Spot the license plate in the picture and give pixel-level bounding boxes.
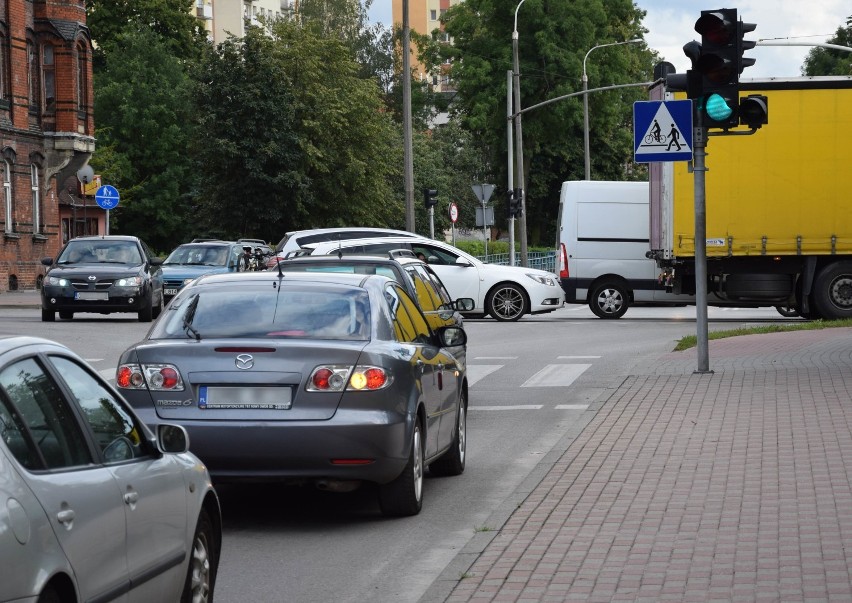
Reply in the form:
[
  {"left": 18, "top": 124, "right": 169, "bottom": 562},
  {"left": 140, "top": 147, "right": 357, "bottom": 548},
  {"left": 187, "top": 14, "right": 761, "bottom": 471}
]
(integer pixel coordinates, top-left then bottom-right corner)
[
  {"left": 198, "top": 386, "right": 292, "bottom": 410},
  {"left": 74, "top": 291, "right": 108, "bottom": 301},
  {"left": 164, "top": 288, "right": 179, "bottom": 296}
]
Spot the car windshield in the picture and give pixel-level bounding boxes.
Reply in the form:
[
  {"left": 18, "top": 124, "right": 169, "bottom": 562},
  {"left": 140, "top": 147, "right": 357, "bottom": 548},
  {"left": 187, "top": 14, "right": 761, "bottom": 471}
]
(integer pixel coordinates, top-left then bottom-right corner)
[
  {"left": 165, "top": 245, "right": 229, "bottom": 266},
  {"left": 153, "top": 286, "right": 371, "bottom": 341},
  {"left": 57, "top": 241, "right": 142, "bottom": 264}
]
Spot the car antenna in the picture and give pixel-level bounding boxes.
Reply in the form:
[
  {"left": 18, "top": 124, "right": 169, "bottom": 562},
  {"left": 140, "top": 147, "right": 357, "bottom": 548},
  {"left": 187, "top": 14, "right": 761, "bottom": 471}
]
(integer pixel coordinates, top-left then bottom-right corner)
[
  {"left": 276, "top": 255, "right": 284, "bottom": 278},
  {"left": 336, "top": 241, "right": 343, "bottom": 259}
]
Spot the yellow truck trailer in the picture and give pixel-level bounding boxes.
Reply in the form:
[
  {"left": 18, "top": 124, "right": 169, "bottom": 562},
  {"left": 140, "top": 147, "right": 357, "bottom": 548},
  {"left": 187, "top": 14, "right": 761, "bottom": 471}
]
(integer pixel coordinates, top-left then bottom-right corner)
[{"left": 649, "top": 76, "right": 852, "bottom": 319}]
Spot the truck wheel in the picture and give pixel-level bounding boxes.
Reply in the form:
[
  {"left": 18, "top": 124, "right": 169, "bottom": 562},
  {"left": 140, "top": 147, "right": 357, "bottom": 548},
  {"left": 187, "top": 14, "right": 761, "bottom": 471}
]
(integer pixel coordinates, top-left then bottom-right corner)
[
  {"left": 589, "top": 281, "right": 629, "bottom": 319},
  {"left": 812, "top": 261, "right": 852, "bottom": 320}
]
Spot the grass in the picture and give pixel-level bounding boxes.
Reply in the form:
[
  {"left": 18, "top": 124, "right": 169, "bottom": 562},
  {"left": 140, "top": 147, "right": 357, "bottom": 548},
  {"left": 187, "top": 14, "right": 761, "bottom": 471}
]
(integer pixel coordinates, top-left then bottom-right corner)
[{"left": 673, "top": 318, "right": 852, "bottom": 351}]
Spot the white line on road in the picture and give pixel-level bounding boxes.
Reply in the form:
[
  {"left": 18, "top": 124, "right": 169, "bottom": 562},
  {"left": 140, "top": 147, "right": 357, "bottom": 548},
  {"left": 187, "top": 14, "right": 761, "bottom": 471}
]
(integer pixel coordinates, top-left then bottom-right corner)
[
  {"left": 557, "top": 355, "right": 601, "bottom": 359},
  {"left": 85, "top": 358, "right": 104, "bottom": 362},
  {"left": 474, "top": 356, "right": 518, "bottom": 360},
  {"left": 467, "top": 365, "right": 502, "bottom": 387},
  {"left": 521, "top": 364, "right": 591, "bottom": 388},
  {"left": 554, "top": 404, "right": 590, "bottom": 410}
]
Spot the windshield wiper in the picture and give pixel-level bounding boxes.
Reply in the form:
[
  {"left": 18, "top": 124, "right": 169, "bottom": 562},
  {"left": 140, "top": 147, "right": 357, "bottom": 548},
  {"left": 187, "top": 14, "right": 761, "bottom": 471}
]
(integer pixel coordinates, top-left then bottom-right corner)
[{"left": 182, "top": 294, "right": 201, "bottom": 341}]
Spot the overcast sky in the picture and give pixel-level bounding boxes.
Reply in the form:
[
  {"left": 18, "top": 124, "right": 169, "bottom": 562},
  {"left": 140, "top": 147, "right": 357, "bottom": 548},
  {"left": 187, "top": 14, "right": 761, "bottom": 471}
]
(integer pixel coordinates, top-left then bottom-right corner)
[{"left": 368, "top": 0, "right": 851, "bottom": 78}]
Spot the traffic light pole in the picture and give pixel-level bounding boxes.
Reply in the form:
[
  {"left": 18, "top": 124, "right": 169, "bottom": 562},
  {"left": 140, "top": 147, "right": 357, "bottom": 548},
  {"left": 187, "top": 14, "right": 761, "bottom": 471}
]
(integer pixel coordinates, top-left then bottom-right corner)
[{"left": 692, "top": 120, "right": 711, "bottom": 374}]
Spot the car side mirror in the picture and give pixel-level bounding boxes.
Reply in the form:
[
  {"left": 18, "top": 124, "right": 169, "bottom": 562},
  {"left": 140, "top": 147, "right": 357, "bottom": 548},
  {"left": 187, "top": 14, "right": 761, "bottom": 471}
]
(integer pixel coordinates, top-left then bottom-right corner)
[
  {"left": 157, "top": 423, "right": 190, "bottom": 454},
  {"left": 41, "top": 257, "right": 53, "bottom": 266},
  {"left": 437, "top": 326, "right": 467, "bottom": 348},
  {"left": 454, "top": 257, "right": 473, "bottom": 267},
  {"left": 150, "top": 257, "right": 164, "bottom": 266},
  {"left": 451, "top": 298, "right": 475, "bottom": 312}
]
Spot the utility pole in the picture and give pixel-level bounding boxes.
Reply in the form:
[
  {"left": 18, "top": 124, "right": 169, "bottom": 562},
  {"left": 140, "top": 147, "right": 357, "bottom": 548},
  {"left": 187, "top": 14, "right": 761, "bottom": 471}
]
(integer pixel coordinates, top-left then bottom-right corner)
[
  {"left": 511, "top": 1, "right": 528, "bottom": 266},
  {"left": 402, "top": 0, "right": 415, "bottom": 233}
]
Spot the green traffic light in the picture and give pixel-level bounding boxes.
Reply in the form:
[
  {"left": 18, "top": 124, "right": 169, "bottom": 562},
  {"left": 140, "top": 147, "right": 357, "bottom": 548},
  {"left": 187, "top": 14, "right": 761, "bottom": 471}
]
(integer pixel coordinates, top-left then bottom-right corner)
[{"left": 705, "top": 93, "right": 733, "bottom": 121}]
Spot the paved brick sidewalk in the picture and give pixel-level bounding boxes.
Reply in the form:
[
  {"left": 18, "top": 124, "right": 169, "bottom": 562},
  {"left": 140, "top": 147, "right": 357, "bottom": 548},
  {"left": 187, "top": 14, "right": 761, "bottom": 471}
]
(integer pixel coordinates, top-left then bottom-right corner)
[{"left": 426, "top": 328, "right": 852, "bottom": 602}]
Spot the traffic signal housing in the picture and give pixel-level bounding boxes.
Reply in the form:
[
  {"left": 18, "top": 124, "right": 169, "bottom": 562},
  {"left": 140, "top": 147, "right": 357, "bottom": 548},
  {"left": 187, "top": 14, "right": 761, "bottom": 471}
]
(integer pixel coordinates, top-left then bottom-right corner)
[
  {"left": 507, "top": 188, "right": 523, "bottom": 218},
  {"left": 423, "top": 188, "right": 438, "bottom": 209},
  {"left": 693, "top": 8, "right": 740, "bottom": 128},
  {"left": 739, "top": 95, "right": 768, "bottom": 129}
]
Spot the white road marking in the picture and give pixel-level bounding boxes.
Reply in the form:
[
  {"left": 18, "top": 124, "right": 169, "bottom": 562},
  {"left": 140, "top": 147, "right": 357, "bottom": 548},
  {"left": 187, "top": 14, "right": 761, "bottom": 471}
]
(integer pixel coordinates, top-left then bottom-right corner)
[
  {"left": 521, "top": 364, "right": 591, "bottom": 388},
  {"left": 557, "top": 355, "right": 600, "bottom": 359},
  {"left": 99, "top": 367, "right": 115, "bottom": 380},
  {"left": 474, "top": 356, "right": 518, "bottom": 360},
  {"left": 469, "top": 405, "right": 543, "bottom": 411},
  {"left": 555, "top": 404, "right": 590, "bottom": 410},
  {"left": 467, "top": 365, "right": 502, "bottom": 387},
  {"left": 85, "top": 358, "right": 104, "bottom": 362}
]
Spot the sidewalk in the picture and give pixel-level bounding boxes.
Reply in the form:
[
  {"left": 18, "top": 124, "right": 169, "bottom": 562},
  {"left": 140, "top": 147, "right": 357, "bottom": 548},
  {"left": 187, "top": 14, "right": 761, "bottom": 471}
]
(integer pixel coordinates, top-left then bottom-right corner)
[
  {"left": 423, "top": 327, "right": 852, "bottom": 602},
  {"left": 0, "top": 290, "right": 41, "bottom": 308}
]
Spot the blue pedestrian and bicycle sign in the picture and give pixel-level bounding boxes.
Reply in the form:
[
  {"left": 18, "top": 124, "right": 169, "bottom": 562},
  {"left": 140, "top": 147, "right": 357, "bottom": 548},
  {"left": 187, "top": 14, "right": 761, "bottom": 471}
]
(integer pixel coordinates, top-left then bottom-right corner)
[
  {"left": 95, "top": 184, "right": 120, "bottom": 210},
  {"left": 633, "top": 100, "right": 693, "bottom": 163}
]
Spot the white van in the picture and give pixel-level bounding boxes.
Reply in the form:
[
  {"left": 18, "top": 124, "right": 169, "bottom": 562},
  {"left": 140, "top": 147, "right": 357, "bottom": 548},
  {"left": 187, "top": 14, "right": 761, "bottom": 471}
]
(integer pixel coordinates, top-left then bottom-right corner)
[{"left": 556, "top": 180, "right": 693, "bottom": 318}]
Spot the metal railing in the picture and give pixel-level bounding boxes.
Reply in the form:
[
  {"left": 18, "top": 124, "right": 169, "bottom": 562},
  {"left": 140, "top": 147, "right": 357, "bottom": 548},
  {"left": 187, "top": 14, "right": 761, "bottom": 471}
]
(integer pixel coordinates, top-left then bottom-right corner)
[{"left": 475, "top": 251, "right": 557, "bottom": 273}]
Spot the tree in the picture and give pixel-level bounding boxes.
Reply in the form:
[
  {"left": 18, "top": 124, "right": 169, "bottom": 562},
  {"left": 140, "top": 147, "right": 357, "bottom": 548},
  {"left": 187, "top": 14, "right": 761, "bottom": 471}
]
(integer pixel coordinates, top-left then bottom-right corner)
[
  {"left": 442, "top": 0, "right": 655, "bottom": 245},
  {"left": 802, "top": 16, "right": 852, "bottom": 76},
  {"left": 87, "top": 0, "right": 208, "bottom": 69},
  {"left": 191, "top": 28, "right": 304, "bottom": 242},
  {"left": 93, "top": 28, "right": 197, "bottom": 251}
]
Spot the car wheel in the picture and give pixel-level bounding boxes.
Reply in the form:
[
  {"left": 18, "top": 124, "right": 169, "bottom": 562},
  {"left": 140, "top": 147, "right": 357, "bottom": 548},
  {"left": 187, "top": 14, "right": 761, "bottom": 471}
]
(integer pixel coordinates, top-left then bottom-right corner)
[
  {"left": 589, "top": 281, "right": 629, "bottom": 319},
  {"left": 138, "top": 297, "right": 154, "bottom": 322},
  {"left": 152, "top": 294, "right": 163, "bottom": 319},
  {"left": 429, "top": 390, "right": 467, "bottom": 477},
  {"left": 58, "top": 310, "right": 74, "bottom": 320},
  {"left": 378, "top": 418, "right": 424, "bottom": 517},
  {"left": 486, "top": 283, "right": 527, "bottom": 322},
  {"left": 775, "top": 305, "right": 800, "bottom": 318},
  {"left": 41, "top": 308, "right": 55, "bottom": 322},
  {"left": 181, "top": 509, "right": 218, "bottom": 603},
  {"left": 37, "top": 585, "right": 61, "bottom": 603}
]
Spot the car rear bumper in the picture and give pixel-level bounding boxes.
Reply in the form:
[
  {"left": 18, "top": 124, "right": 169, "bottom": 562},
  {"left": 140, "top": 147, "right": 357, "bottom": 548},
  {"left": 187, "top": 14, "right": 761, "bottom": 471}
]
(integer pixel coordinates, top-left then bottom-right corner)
[{"left": 132, "top": 407, "right": 412, "bottom": 485}]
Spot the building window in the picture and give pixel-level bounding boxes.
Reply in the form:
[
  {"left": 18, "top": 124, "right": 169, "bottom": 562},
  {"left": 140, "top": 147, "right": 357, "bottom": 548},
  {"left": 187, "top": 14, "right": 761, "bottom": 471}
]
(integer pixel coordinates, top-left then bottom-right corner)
[
  {"left": 2, "top": 160, "right": 11, "bottom": 234},
  {"left": 42, "top": 44, "right": 55, "bottom": 113},
  {"left": 31, "top": 164, "right": 40, "bottom": 234},
  {"left": 430, "top": 10, "right": 437, "bottom": 20},
  {"left": 27, "top": 40, "right": 39, "bottom": 112},
  {"left": 0, "top": 33, "right": 7, "bottom": 105},
  {"left": 77, "top": 43, "right": 87, "bottom": 116}
]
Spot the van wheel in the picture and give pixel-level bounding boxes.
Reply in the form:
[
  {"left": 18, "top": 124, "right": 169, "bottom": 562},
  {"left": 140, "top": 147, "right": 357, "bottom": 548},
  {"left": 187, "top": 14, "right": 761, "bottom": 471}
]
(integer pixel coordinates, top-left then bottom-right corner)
[{"left": 589, "top": 281, "right": 629, "bottom": 319}]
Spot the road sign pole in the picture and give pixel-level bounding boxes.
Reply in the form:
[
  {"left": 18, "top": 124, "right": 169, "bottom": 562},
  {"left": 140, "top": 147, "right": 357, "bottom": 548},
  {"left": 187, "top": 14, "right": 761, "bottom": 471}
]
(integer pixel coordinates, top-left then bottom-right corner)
[
  {"left": 106, "top": 209, "right": 110, "bottom": 236},
  {"left": 429, "top": 206, "right": 435, "bottom": 240}
]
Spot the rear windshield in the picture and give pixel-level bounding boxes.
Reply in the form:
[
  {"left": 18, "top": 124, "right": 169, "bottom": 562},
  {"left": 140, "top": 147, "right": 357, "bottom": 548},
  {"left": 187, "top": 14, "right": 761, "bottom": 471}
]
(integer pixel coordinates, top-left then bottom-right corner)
[
  {"left": 152, "top": 286, "right": 371, "bottom": 341},
  {"left": 278, "top": 263, "right": 401, "bottom": 283}
]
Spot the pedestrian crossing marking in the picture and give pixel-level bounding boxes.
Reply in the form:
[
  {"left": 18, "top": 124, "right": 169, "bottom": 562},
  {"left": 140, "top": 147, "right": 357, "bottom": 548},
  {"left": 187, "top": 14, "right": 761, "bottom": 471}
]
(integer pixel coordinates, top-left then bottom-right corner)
[
  {"left": 555, "top": 404, "right": 590, "bottom": 410},
  {"left": 467, "top": 364, "right": 502, "bottom": 387},
  {"left": 520, "top": 364, "right": 591, "bottom": 388}
]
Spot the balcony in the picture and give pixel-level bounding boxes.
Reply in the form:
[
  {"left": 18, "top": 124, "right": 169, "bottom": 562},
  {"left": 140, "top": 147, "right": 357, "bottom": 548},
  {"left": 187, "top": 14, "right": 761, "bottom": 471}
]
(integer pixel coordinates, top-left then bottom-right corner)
[{"left": 196, "top": 3, "right": 213, "bottom": 20}]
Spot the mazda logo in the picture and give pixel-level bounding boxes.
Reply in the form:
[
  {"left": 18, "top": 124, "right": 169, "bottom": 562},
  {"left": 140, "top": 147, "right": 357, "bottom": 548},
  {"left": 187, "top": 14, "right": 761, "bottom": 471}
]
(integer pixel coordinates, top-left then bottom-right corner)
[
  {"left": 88, "top": 275, "right": 96, "bottom": 281},
  {"left": 235, "top": 354, "right": 254, "bottom": 370}
]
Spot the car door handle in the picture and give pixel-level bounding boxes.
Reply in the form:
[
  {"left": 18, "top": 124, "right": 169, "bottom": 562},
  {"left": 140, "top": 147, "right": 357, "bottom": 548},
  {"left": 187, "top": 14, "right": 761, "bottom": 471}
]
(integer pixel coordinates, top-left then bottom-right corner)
[
  {"left": 56, "top": 509, "right": 75, "bottom": 525},
  {"left": 124, "top": 491, "right": 139, "bottom": 505}
]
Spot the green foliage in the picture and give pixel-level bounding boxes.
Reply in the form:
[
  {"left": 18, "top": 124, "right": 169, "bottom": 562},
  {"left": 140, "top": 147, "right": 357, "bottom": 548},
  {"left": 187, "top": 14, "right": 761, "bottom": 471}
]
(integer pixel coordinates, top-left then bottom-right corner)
[
  {"left": 802, "top": 16, "right": 852, "bottom": 76},
  {"left": 191, "top": 28, "right": 304, "bottom": 243},
  {"left": 452, "top": 239, "right": 552, "bottom": 257},
  {"left": 674, "top": 318, "right": 852, "bottom": 352},
  {"left": 86, "top": 0, "right": 208, "bottom": 69},
  {"left": 442, "top": 0, "right": 657, "bottom": 245},
  {"left": 93, "top": 28, "right": 197, "bottom": 251}
]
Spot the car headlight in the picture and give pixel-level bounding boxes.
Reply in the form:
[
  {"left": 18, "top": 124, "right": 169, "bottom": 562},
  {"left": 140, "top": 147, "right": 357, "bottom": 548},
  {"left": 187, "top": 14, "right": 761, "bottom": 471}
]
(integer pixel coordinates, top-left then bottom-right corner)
[
  {"left": 115, "top": 276, "right": 143, "bottom": 287},
  {"left": 526, "top": 273, "right": 556, "bottom": 287},
  {"left": 46, "top": 276, "right": 69, "bottom": 286},
  {"left": 182, "top": 278, "right": 195, "bottom": 286}
]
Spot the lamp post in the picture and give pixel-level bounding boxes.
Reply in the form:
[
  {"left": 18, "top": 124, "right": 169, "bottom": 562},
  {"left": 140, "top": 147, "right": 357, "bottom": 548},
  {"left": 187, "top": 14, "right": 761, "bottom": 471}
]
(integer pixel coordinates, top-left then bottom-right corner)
[
  {"left": 582, "top": 38, "right": 641, "bottom": 180},
  {"left": 511, "top": 0, "right": 528, "bottom": 266}
]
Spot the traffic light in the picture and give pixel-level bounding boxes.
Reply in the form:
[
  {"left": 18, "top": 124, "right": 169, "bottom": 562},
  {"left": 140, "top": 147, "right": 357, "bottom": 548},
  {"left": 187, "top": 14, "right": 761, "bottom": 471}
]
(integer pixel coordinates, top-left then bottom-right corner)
[
  {"left": 508, "top": 188, "right": 523, "bottom": 218},
  {"left": 693, "top": 9, "right": 740, "bottom": 128},
  {"left": 739, "top": 94, "right": 768, "bottom": 129},
  {"left": 423, "top": 188, "right": 438, "bottom": 209}
]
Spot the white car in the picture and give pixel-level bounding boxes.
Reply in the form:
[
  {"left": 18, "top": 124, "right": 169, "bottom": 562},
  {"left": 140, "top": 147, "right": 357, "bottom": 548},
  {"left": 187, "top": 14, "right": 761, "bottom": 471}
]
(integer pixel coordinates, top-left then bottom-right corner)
[
  {"left": 0, "top": 336, "right": 222, "bottom": 602},
  {"left": 273, "top": 227, "right": 420, "bottom": 258},
  {"left": 296, "top": 236, "right": 564, "bottom": 321}
]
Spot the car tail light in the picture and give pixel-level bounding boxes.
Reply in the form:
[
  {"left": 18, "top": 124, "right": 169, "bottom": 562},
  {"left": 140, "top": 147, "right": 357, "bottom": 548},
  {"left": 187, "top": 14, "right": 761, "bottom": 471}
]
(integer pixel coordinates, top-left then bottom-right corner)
[
  {"left": 559, "top": 243, "right": 569, "bottom": 278},
  {"left": 307, "top": 365, "right": 391, "bottom": 392},
  {"left": 116, "top": 363, "right": 185, "bottom": 391}
]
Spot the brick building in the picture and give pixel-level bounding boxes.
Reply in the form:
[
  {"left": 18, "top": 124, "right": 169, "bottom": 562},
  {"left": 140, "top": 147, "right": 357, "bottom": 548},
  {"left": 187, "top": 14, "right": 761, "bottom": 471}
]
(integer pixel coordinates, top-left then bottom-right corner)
[{"left": 0, "top": 0, "right": 95, "bottom": 292}]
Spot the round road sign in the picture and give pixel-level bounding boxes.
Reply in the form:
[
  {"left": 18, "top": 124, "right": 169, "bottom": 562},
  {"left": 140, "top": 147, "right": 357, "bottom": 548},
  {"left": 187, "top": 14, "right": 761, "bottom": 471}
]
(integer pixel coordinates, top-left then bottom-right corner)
[{"left": 449, "top": 202, "right": 459, "bottom": 223}]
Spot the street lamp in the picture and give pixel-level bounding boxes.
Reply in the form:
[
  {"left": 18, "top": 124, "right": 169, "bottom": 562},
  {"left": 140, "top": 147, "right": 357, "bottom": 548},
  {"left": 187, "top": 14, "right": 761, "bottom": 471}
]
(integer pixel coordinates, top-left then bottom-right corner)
[
  {"left": 511, "top": 0, "right": 528, "bottom": 265},
  {"left": 582, "top": 38, "right": 642, "bottom": 180}
]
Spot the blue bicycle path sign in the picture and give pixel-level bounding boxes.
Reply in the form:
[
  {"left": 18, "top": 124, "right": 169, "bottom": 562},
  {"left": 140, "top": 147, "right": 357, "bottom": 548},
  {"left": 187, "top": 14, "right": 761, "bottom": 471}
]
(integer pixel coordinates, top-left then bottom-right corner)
[
  {"left": 95, "top": 185, "right": 120, "bottom": 210},
  {"left": 633, "top": 100, "right": 693, "bottom": 163}
]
